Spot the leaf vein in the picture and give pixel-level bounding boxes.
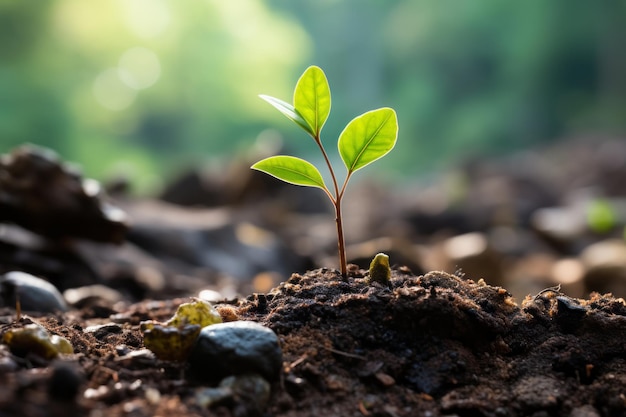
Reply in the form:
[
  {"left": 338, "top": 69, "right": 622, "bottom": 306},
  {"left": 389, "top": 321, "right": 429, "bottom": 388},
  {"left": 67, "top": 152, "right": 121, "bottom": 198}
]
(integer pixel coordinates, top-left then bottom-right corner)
[{"left": 350, "top": 111, "right": 392, "bottom": 172}]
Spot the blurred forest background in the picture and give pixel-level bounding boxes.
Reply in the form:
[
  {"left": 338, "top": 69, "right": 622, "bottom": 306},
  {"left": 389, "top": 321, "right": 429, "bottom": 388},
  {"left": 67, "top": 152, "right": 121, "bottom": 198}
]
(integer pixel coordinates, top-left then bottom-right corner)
[{"left": 2, "top": 0, "right": 626, "bottom": 193}]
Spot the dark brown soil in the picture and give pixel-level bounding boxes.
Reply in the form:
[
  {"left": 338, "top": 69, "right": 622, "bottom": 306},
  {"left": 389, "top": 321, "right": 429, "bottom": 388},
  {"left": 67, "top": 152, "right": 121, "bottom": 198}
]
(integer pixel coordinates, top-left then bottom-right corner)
[
  {"left": 1, "top": 142, "right": 626, "bottom": 416},
  {"left": 1, "top": 267, "right": 624, "bottom": 417}
]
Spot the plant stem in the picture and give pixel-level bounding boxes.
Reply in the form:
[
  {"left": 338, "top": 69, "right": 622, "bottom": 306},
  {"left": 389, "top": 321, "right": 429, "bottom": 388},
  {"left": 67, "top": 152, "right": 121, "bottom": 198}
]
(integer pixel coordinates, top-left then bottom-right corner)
[
  {"left": 334, "top": 198, "right": 347, "bottom": 277},
  {"left": 313, "top": 135, "right": 347, "bottom": 277}
]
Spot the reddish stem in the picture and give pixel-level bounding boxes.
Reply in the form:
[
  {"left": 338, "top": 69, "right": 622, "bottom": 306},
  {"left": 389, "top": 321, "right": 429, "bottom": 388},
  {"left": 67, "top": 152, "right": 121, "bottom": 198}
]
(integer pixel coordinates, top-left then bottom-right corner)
[
  {"left": 313, "top": 135, "right": 347, "bottom": 277},
  {"left": 334, "top": 199, "right": 347, "bottom": 277}
]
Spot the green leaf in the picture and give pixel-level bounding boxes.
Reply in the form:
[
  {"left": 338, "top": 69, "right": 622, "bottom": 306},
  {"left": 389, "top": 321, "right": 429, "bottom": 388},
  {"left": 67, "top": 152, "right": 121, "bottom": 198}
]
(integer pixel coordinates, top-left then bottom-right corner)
[
  {"left": 338, "top": 107, "right": 398, "bottom": 174},
  {"left": 259, "top": 94, "right": 314, "bottom": 136},
  {"left": 294, "top": 66, "right": 331, "bottom": 136},
  {"left": 251, "top": 155, "right": 327, "bottom": 190}
]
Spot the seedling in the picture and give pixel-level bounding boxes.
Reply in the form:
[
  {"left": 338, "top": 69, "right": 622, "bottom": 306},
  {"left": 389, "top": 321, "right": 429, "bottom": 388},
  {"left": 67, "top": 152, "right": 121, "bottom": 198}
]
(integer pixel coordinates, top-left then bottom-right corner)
[
  {"left": 252, "top": 66, "right": 398, "bottom": 276},
  {"left": 368, "top": 252, "right": 391, "bottom": 286}
]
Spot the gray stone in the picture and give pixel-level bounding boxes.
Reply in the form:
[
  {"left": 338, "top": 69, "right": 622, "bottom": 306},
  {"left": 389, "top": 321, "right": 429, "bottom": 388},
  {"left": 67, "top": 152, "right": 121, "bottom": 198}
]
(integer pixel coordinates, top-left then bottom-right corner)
[
  {"left": 514, "top": 376, "right": 562, "bottom": 409},
  {"left": 63, "top": 284, "right": 124, "bottom": 306},
  {"left": 195, "top": 373, "right": 271, "bottom": 414},
  {"left": 0, "top": 145, "right": 128, "bottom": 243},
  {"left": 440, "top": 232, "right": 504, "bottom": 286},
  {"left": 580, "top": 239, "right": 626, "bottom": 295},
  {"left": 188, "top": 321, "right": 282, "bottom": 383},
  {"left": 0, "top": 271, "right": 67, "bottom": 312},
  {"left": 570, "top": 405, "right": 601, "bottom": 417}
]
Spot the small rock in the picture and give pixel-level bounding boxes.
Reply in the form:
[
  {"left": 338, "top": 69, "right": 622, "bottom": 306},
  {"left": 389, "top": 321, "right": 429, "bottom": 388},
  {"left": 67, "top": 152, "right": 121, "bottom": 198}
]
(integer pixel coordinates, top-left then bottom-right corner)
[
  {"left": 115, "top": 344, "right": 130, "bottom": 356},
  {"left": 83, "top": 323, "right": 123, "bottom": 340},
  {"left": 570, "top": 405, "right": 601, "bottom": 417},
  {"left": 0, "top": 271, "right": 67, "bottom": 312},
  {"left": 194, "top": 385, "right": 231, "bottom": 409},
  {"left": 2, "top": 323, "right": 73, "bottom": 359},
  {"left": 580, "top": 239, "right": 626, "bottom": 269},
  {"left": 141, "top": 299, "right": 223, "bottom": 362},
  {"left": 325, "top": 374, "right": 347, "bottom": 391},
  {"left": 0, "top": 145, "right": 128, "bottom": 243},
  {"left": 514, "top": 376, "right": 562, "bottom": 410},
  {"left": 125, "top": 200, "right": 304, "bottom": 282},
  {"left": 142, "top": 323, "right": 201, "bottom": 362},
  {"left": 144, "top": 387, "right": 161, "bottom": 405},
  {"left": 188, "top": 321, "right": 282, "bottom": 383},
  {"left": 550, "top": 258, "right": 586, "bottom": 298},
  {"left": 113, "top": 348, "right": 156, "bottom": 368},
  {"left": 0, "top": 354, "right": 18, "bottom": 372},
  {"left": 48, "top": 363, "right": 84, "bottom": 401},
  {"left": 375, "top": 372, "right": 395, "bottom": 387},
  {"left": 63, "top": 285, "right": 124, "bottom": 307},
  {"left": 441, "top": 232, "right": 503, "bottom": 286},
  {"left": 198, "top": 289, "right": 225, "bottom": 303},
  {"left": 580, "top": 239, "right": 626, "bottom": 296},
  {"left": 531, "top": 206, "right": 586, "bottom": 243},
  {"left": 284, "top": 373, "right": 307, "bottom": 396},
  {"left": 195, "top": 373, "right": 271, "bottom": 415},
  {"left": 83, "top": 385, "right": 110, "bottom": 401},
  {"left": 555, "top": 296, "right": 587, "bottom": 332}
]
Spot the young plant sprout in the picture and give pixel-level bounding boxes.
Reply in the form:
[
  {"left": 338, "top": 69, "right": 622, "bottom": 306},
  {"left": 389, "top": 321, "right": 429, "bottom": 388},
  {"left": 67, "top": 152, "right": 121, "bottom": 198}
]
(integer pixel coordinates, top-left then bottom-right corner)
[
  {"left": 368, "top": 252, "right": 391, "bottom": 286},
  {"left": 252, "top": 66, "right": 398, "bottom": 276}
]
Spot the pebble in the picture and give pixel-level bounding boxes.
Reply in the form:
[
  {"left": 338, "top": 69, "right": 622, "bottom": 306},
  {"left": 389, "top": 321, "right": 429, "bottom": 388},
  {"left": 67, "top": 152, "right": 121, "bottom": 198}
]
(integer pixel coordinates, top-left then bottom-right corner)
[
  {"left": 83, "top": 385, "right": 109, "bottom": 401},
  {"left": 0, "top": 355, "right": 18, "bottom": 372},
  {"left": 550, "top": 258, "right": 586, "bottom": 297},
  {"left": 531, "top": 206, "right": 586, "bottom": 242},
  {"left": 188, "top": 321, "right": 282, "bottom": 383},
  {"left": 440, "top": 232, "right": 503, "bottom": 286},
  {"left": 142, "top": 323, "right": 201, "bottom": 362},
  {"left": 0, "top": 271, "right": 67, "bottom": 312},
  {"left": 47, "top": 363, "right": 84, "bottom": 401},
  {"left": 375, "top": 372, "right": 395, "bottom": 387},
  {"left": 198, "top": 289, "right": 225, "bottom": 303},
  {"left": 113, "top": 348, "right": 156, "bottom": 367},
  {"left": 63, "top": 285, "right": 124, "bottom": 307},
  {"left": 0, "top": 145, "right": 128, "bottom": 243},
  {"left": 569, "top": 405, "right": 601, "bottom": 417},
  {"left": 2, "top": 323, "right": 73, "bottom": 359},
  {"left": 555, "top": 296, "right": 587, "bottom": 332},
  {"left": 514, "top": 376, "right": 562, "bottom": 409},
  {"left": 195, "top": 373, "right": 271, "bottom": 414},
  {"left": 580, "top": 239, "right": 626, "bottom": 295},
  {"left": 83, "top": 323, "right": 123, "bottom": 340},
  {"left": 140, "top": 299, "right": 223, "bottom": 362}
]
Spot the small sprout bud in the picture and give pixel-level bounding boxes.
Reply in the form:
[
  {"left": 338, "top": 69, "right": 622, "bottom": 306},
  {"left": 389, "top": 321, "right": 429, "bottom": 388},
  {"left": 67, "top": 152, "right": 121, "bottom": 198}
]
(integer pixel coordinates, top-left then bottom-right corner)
[{"left": 368, "top": 253, "right": 391, "bottom": 286}]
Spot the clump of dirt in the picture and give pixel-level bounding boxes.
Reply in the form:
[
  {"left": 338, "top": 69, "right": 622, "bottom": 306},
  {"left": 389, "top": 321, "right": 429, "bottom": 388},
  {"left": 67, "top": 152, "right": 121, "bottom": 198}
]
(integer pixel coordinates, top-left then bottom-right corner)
[
  {"left": 1, "top": 268, "right": 625, "bottom": 417},
  {"left": 239, "top": 268, "right": 626, "bottom": 417}
]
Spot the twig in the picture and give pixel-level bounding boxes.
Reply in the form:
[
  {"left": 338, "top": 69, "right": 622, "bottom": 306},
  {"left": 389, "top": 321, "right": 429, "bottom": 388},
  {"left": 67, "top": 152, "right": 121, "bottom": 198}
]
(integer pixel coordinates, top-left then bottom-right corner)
[
  {"left": 286, "top": 354, "right": 308, "bottom": 372},
  {"left": 534, "top": 284, "right": 562, "bottom": 300},
  {"left": 323, "top": 346, "right": 366, "bottom": 360},
  {"left": 15, "top": 293, "right": 21, "bottom": 321}
]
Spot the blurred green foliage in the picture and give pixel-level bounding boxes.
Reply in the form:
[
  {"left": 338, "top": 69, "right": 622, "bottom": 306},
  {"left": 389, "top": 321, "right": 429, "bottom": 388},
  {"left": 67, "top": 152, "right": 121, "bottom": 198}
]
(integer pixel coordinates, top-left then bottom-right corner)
[
  {"left": 1, "top": 0, "right": 626, "bottom": 192},
  {"left": 587, "top": 199, "right": 617, "bottom": 234}
]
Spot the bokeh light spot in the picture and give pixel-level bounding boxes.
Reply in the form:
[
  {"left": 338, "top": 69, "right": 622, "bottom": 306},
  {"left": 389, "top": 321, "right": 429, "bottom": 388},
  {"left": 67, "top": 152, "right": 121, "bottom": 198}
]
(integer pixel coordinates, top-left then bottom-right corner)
[
  {"left": 118, "top": 47, "right": 161, "bottom": 90},
  {"left": 93, "top": 68, "right": 137, "bottom": 111},
  {"left": 121, "top": 0, "right": 171, "bottom": 39}
]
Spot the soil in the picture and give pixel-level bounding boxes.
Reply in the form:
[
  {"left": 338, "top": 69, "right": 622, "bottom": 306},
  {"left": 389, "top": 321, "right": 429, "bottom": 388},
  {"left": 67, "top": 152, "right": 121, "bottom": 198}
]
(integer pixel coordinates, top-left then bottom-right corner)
[
  {"left": 1, "top": 267, "right": 624, "bottom": 417},
  {"left": 1, "top": 141, "right": 626, "bottom": 417}
]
